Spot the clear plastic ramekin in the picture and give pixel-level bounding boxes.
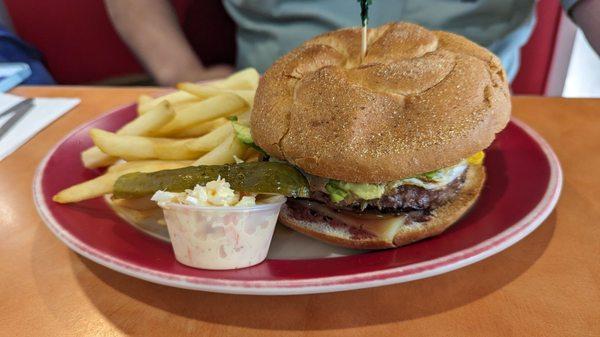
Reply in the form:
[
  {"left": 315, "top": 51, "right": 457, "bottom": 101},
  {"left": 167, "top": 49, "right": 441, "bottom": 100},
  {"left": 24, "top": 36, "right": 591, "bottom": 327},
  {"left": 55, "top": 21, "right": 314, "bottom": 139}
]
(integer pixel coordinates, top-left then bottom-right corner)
[{"left": 159, "top": 196, "right": 286, "bottom": 270}]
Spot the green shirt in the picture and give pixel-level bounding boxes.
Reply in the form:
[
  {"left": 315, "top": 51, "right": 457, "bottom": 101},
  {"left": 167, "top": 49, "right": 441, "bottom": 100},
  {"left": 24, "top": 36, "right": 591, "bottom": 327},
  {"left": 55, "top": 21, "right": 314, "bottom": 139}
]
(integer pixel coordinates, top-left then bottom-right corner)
[{"left": 224, "top": 0, "right": 578, "bottom": 81}]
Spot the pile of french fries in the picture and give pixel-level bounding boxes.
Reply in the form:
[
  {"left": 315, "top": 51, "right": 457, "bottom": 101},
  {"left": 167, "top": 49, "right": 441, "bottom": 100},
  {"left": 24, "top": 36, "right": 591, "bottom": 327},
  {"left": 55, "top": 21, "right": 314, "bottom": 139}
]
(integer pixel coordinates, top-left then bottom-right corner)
[{"left": 53, "top": 68, "right": 261, "bottom": 204}]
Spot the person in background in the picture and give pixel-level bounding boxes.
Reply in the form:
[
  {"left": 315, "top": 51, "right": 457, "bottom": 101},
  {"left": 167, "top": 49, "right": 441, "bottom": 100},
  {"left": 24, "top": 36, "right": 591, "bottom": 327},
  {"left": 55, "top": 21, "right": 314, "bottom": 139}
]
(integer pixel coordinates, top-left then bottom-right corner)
[
  {"left": 0, "top": 0, "right": 54, "bottom": 85},
  {"left": 104, "top": 0, "right": 600, "bottom": 86}
]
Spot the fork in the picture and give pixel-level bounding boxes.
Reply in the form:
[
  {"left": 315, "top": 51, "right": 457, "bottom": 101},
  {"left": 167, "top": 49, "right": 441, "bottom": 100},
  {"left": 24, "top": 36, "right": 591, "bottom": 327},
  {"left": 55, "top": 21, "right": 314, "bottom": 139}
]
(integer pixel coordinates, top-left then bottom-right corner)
[{"left": 0, "top": 98, "right": 34, "bottom": 142}]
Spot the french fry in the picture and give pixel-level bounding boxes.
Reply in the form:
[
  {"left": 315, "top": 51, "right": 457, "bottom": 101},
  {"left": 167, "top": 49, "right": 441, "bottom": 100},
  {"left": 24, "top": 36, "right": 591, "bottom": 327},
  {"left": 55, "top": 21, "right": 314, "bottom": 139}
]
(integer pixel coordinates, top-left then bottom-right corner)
[
  {"left": 81, "top": 101, "right": 175, "bottom": 169},
  {"left": 185, "top": 123, "right": 233, "bottom": 152},
  {"left": 53, "top": 160, "right": 190, "bottom": 203},
  {"left": 52, "top": 172, "right": 122, "bottom": 204},
  {"left": 212, "top": 68, "right": 260, "bottom": 90},
  {"left": 114, "top": 206, "right": 164, "bottom": 221},
  {"left": 155, "top": 94, "right": 246, "bottom": 136},
  {"left": 137, "top": 94, "right": 153, "bottom": 107},
  {"left": 91, "top": 129, "right": 205, "bottom": 161},
  {"left": 110, "top": 204, "right": 165, "bottom": 224},
  {"left": 120, "top": 101, "right": 175, "bottom": 135},
  {"left": 107, "top": 160, "right": 134, "bottom": 173},
  {"left": 166, "top": 99, "right": 200, "bottom": 111},
  {"left": 171, "top": 118, "right": 228, "bottom": 138},
  {"left": 193, "top": 134, "right": 247, "bottom": 166},
  {"left": 177, "top": 83, "right": 255, "bottom": 107},
  {"left": 80, "top": 148, "right": 118, "bottom": 168},
  {"left": 232, "top": 90, "right": 256, "bottom": 107},
  {"left": 235, "top": 110, "right": 251, "bottom": 126},
  {"left": 176, "top": 83, "right": 222, "bottom": 99},
  {"left": 137, "top": 91, "right": 198, "bottom": 115}
]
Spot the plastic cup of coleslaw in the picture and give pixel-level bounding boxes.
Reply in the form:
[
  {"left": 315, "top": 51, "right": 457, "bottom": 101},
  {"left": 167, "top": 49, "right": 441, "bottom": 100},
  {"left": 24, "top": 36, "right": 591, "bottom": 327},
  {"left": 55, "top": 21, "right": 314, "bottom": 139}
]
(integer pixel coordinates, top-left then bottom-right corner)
[{"left": 159, "top": 195, "right": 286, "bottom": 270}]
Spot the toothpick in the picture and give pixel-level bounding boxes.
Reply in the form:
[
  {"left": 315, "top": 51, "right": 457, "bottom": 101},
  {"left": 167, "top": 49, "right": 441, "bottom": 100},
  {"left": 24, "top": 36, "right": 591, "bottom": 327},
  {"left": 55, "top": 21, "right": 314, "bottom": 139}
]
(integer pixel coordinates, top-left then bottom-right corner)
[
  {"left": 361, "top": 24, "right": 367, "bottom": 60},
  {"left": 357, "top": 0, "right": 372, "bottom": 61}
]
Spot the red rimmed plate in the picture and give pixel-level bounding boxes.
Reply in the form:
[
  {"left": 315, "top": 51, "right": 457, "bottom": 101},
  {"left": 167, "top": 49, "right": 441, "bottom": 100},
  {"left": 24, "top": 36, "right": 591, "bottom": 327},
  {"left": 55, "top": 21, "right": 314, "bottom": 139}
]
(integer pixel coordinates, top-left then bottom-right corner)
[{"left": 34, "top": 103, "right": 562, "bottom": 295}]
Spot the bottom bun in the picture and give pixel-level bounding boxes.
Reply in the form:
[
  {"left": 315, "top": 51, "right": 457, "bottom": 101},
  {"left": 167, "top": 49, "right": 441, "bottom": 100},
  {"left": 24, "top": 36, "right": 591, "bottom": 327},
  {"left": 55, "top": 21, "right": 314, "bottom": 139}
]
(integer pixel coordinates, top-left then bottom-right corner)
[{"left": 278, "top": 164, "right": 486, "bottom": 250}]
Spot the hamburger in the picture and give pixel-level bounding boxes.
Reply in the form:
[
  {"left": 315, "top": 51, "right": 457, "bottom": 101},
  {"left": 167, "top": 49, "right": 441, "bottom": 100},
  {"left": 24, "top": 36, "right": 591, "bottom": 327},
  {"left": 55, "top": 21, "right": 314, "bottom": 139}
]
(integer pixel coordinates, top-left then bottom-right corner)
[{"left": 250, "top": 22, "right": 510, "bottom": 249}]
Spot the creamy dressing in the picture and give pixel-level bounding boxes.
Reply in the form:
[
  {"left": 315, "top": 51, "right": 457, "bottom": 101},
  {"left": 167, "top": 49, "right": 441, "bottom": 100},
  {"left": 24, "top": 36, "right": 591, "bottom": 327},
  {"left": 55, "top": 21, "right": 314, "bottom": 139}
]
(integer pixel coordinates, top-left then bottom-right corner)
[
  {"left": 392, "top": 161, "right": 468, "bottom": 190},
  {"left": 151, "top": 177, "right": 256, "bottom": 207}
]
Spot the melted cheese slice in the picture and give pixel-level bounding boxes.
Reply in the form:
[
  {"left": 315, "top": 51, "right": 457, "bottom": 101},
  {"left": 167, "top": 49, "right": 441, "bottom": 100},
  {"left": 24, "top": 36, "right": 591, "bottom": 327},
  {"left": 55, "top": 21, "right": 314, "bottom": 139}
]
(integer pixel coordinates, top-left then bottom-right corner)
[{"left": 297, "top": 201, "right": 407, "bottom": 241}]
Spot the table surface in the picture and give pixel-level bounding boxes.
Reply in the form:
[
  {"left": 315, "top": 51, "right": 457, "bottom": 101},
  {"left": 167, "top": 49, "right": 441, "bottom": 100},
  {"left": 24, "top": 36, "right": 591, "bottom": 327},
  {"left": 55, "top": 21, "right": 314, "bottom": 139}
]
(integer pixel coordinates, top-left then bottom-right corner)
[{"left": 1, "top": 86, "right": 599, "bottom": 337}]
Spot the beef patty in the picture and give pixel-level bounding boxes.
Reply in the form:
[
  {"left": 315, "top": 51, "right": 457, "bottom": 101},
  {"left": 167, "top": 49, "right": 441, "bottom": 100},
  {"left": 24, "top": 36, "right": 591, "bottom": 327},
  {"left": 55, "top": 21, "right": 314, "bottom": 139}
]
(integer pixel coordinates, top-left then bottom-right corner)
[{"left": 309, "top": 169, "right": 467, "bottom": 214}]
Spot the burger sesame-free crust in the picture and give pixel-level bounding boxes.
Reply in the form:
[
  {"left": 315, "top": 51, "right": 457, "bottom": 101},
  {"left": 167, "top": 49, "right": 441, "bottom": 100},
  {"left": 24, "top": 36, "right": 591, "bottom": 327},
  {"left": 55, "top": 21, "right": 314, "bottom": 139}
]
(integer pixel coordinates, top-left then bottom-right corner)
[{"left": 251, "top": 22, "right": 510, "bottom": 183}]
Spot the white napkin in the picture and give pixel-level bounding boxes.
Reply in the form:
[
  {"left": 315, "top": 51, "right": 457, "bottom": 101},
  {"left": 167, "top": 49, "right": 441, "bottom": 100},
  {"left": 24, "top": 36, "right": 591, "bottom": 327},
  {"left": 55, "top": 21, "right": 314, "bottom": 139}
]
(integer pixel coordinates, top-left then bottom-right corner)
[{"left": 0, "top": 93, "right": 80, "bottom": 161}]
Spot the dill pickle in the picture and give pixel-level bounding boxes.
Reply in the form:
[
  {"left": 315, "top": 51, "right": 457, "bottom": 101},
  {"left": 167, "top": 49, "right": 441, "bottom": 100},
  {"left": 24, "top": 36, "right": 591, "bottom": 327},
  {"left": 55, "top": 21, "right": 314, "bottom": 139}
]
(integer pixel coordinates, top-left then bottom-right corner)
[{"left": 113, "top": 162, "right": 310, "bottom": 199}]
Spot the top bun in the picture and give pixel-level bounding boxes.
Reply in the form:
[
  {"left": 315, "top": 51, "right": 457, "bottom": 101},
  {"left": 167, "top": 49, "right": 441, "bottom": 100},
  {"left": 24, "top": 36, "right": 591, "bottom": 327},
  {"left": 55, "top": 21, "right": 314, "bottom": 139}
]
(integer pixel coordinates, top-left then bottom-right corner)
[{"left": 251, "top": 22, "right": 510, "bottom": 183}]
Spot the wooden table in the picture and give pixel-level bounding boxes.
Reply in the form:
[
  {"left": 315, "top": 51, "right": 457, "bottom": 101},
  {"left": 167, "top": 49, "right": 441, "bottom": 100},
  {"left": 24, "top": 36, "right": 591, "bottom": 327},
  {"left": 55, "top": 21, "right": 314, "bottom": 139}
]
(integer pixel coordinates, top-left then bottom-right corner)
[{"left": 1, "top": 86, "right": 598, "bottom": 337}]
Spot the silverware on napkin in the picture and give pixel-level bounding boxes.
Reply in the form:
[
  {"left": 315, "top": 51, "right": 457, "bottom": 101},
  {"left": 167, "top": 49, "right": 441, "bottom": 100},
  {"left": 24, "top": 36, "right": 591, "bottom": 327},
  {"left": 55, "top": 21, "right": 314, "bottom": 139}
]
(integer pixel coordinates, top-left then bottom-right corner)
[{"left": 0, "top": 98, "right": 34, "bottom": 141}]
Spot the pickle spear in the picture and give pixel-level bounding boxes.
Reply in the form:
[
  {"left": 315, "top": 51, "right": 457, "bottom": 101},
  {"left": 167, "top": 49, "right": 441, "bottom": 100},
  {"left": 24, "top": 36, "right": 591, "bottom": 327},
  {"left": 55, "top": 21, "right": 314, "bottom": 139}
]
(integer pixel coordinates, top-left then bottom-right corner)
[{"left": 113, "top": 162, "right": 310, "bottom": 199}]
